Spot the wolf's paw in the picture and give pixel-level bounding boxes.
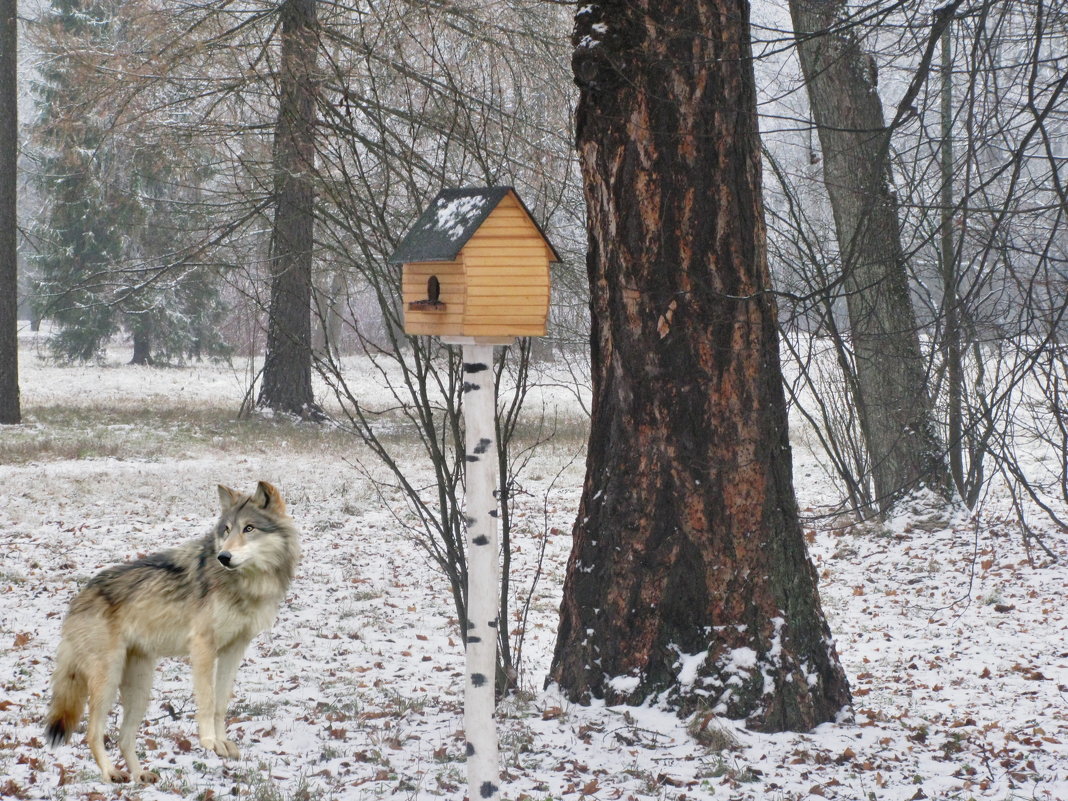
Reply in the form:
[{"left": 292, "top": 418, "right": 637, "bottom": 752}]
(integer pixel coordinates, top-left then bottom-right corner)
[
  {"left": 213, "top": 738, "right": 240, "bottom": 759},
  {"left": 105, "top": 768, "right": 130, "bottom": 783},
  {"left": 136, "top": 770, "right": 160, "bottom": 784}
]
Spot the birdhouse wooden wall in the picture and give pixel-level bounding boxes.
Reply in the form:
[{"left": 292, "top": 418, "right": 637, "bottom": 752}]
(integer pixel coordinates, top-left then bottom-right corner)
[
  {"left": 389, "top": 187, "right": 560, "bottom": 339},
  {"left": 401, "top": 261, "right": 466, "bottom": 336}
]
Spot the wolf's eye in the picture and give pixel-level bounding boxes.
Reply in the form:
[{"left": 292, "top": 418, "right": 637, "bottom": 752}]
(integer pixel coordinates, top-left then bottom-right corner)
[
  {"left": 243, "top": 524, "right": 255, "bottom": 533},
  {"left": 224, "top": 525, "right": 231, "bottom": 534}
]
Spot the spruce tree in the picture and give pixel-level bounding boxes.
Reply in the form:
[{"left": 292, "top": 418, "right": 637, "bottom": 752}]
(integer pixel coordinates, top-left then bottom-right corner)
[
  {"left": 31, "top": 0, "right": 229, "bottom": 364},
  {"left": 31, "top": 0, "right": 123, "bottom": 361}
]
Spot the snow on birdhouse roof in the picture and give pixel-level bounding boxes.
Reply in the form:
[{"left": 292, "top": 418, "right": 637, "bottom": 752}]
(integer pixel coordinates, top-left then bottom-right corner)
[{"left": 387, "top": 186, "right": 561, "bottom": 264}]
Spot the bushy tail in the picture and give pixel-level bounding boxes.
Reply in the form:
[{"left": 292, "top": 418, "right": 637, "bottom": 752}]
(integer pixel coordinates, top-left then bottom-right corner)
[{"left": 44, "top": 640, "right": 87, "bottom": 747}]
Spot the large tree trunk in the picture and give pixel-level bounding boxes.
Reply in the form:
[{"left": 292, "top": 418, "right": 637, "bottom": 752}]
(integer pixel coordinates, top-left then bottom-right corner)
[
  {"left": 789, "top": 0, "right": 950, "bottom": 512},
  {"left": 258, "top": 0, "right": 321, "bottom": 419},
  {"left": 0, "top": 0, "right": 19, "bottom": 425},
  {"left": 129, "top": 323, "right": 153, "bottom": 366},
  {"left": 550, "top": 0, "right": 851, "bottom": 732}
]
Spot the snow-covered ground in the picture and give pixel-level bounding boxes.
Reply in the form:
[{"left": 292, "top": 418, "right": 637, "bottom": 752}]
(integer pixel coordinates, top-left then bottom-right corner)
[{"left": 1, "top": 331, "right": 1066, "bottom": 801}]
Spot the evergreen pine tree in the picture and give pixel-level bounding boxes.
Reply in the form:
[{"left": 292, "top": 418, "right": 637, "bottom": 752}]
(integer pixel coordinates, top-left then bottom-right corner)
[
  {"left": 30, "top": 0, "right": 230, "bottom": 364},
  {"left": 31, "top": 0, "right": 124, "bottom": 361}
]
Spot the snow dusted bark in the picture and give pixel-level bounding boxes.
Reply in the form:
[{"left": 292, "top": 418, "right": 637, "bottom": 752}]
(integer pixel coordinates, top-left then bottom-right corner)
[
  {"left": 789, "top": 0, "right": 951, "bottom": 511},
  {"left": 461, "top": 345, "right": 500, "bottom": 800},
  {"left": 549, "top": 0, "right": 851, "bottom": 731},
  {"left": 0, "top": 0, "right": 18, "bottom": 425}
]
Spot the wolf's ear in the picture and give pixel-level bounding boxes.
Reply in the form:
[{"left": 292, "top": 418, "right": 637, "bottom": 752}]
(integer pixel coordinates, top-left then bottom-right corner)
[
  {"left": 253, "top": 481, "right": 285, "bottom": 513},
  {"left": 217, "top": 484, "right": 240, "bottom": 510}
]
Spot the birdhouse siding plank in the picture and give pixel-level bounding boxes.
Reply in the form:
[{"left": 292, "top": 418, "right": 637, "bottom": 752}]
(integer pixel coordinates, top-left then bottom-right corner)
[
  {"left": 404, "top": 319, "right": 466, "bottom": 336},
  {"left": 461, "top": 246, "right": 551, "bottom": 258},
  {"left": 462, "top": 322, "right": 546, "bottom": 336},
  {"left": 463, "top": 226, "right": 541, "bottom": 238},
  {"left": 466, "top": 288, "right": 547, "bottom": 300},
  {"left": 463, "top": 266, "right": 547, "bottom": 276},
  {"left": 464, "top": 315, "right": 546, "bottom": 325}
]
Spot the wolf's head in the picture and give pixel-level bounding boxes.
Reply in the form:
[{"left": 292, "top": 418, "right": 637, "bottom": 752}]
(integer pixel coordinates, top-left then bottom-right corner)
[{"left": 214, "top": 481, "right": 298, "bottom": 573}]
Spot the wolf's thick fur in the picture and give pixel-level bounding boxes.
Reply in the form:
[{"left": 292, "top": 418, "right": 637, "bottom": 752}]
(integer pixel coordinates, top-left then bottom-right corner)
[{"left": 44, "top": 481, "right": 299, "bottom": 783}]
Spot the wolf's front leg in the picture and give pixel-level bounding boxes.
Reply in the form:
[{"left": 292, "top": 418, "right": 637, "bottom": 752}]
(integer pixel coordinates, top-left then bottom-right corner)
[
  {"left": 210, "top": 639, "right": 250, "bottom": 760},
  {"left": 190, "top": 632, "right": 224, "bottom": 756}
]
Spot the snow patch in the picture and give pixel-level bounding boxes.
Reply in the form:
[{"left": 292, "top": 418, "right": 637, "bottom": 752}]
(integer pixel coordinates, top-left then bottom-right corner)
[
  {"left": 432, "top": 195, "right": 487, "bottom": 240},
  {"left": 607, "top": 674, "right": 641, "bottom": 694},
  {"left": 672, "top": 648, "right": 709, "bottom": 688}
]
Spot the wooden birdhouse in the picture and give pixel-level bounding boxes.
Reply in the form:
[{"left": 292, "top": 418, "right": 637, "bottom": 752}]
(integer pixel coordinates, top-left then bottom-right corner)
[{"left": 388, "top": 186, "right": 561, "bottom": 340}]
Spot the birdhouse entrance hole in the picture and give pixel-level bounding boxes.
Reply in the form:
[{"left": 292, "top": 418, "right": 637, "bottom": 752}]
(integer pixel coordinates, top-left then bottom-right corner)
[{"left": 409, "top": 275, "right": 446, "bottom": 311}]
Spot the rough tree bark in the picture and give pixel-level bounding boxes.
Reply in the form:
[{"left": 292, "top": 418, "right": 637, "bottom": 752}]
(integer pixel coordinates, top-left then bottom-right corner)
[
  {"left": 789, "top": 0, "right": 951, "bottom": 511},
  {"left": 550, "top": 0, "right": 851, "bottom": 732},
  {"left": 130, "top": 323, "right": 153, "bottom": 366},
  {"left": 0, "top": 0, "right": 19, "bottom": 424},
  {"left": 258, "top": 0, "right": 321, "bottom": 419}
]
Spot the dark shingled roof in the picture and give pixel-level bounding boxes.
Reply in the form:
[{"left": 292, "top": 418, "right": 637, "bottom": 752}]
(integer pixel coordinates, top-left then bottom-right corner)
[{"left": 387, "top": 186, "right": 561, "bottom": 264}]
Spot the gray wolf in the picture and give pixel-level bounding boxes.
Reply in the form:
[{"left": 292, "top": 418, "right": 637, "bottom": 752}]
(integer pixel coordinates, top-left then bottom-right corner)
[{"left": 44, "top": 481, "right": 300, "bottom": 783}]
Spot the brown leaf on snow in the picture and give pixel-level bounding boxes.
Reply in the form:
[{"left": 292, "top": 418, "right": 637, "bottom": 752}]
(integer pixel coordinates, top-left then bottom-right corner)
[
  {"left": 0, "top": 779, "right": 26, "bottom": 799},
  {"left": 979, "top": 667, "right": 992, "bottom": 679},
  {"left": 12, "top": 633, "right": 31, "bottom": 648},
  {"left": 542, "top": 706, "right": 565, "bottom": 720},
  {"left": 835, "top": 747, "right": 857, "bottom": 763},
  {"left": 581, "top": 778, "right": 600, "bottom": 795},
  {"left": 1012, "top": 664, "right": 1048, "bottom": 680}
]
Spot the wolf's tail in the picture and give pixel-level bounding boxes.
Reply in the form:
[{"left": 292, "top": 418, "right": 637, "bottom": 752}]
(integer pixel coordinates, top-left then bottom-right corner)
[{"left": 44, "top": 640, "right": 87, "bottom": 747}]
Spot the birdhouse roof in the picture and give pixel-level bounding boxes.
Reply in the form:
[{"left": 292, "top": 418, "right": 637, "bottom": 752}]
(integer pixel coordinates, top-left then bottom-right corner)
[{"left": 387, "top": 186, "right": 562, "bottom": 264}]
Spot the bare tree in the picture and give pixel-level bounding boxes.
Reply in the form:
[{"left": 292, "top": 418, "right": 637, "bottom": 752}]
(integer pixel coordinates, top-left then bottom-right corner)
[
  {"left": 550, "top": 0, "right": 851, "bottom": 731},
  {"left": 258, "top": 0, "right": 321, "bottom": 418},
  {"left": 787, "top": 0, "right": 956, "bottom": 513}
]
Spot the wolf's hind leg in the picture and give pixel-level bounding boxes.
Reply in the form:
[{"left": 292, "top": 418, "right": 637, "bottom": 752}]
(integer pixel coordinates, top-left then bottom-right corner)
[
  {"left": 86, "top": 653, "right": 126, "bottom": 782},
  {"left": 118, "top": 651, "right": 159, "bottom": 783},
  {"left": 211, "top": 639, "right": 249, "bottom": 760}
]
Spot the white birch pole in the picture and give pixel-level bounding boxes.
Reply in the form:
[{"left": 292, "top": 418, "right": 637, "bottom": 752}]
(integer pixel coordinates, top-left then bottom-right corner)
[{"left": 461, "top": 343, "right": 500, "bottom": 800}]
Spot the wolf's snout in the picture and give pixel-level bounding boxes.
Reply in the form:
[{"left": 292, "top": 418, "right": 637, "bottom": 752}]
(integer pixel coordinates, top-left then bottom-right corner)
[{"left": 217, "top": 551, "right": 233, "bottom": 568}]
